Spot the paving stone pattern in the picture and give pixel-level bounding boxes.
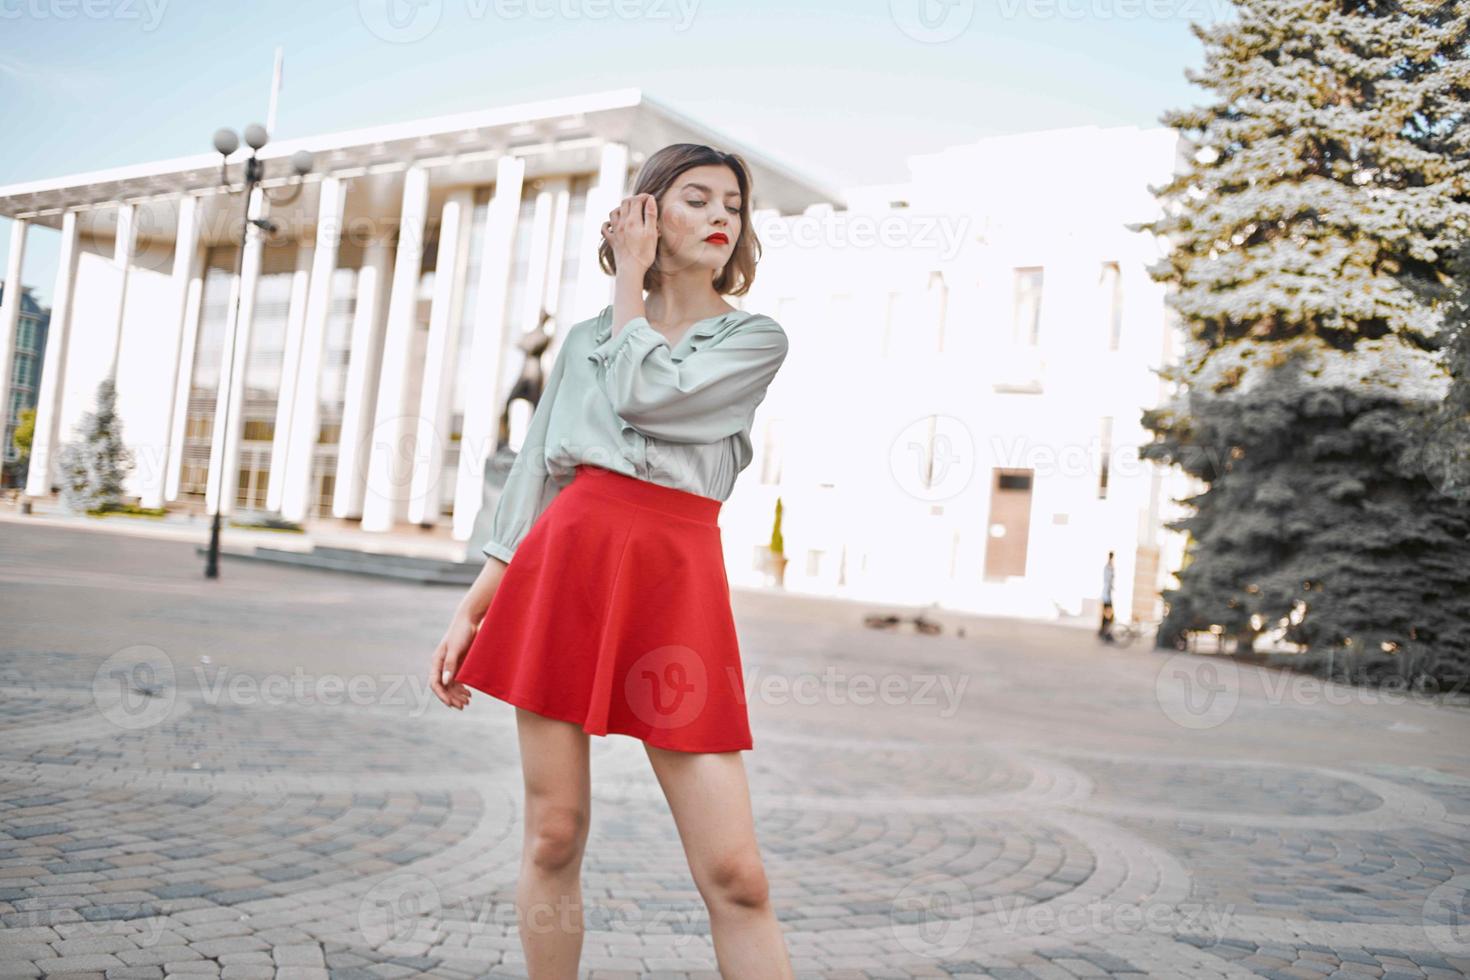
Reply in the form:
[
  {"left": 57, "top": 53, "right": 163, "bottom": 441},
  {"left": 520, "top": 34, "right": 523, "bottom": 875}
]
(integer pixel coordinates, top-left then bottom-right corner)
[{"left": 2, "top": 523, "right": 1470, "bottom": 978}]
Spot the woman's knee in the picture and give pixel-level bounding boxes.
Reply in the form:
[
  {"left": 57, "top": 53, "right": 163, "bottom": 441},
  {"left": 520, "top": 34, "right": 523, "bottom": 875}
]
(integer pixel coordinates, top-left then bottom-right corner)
[
  {"left": 701, "top": 850, "right": 770, "bottom": 909},
  {"left": 524, "top": 803, "right": 588, "bottom": 872}
]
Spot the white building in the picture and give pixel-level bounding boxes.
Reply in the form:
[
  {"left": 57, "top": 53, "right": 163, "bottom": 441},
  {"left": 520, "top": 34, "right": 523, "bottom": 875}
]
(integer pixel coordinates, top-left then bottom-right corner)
[
  {"left": 0, "top": 89, "right": 1192, "bottom": 625},
  {"left": 746, "top": 125, "right": 1197, "bottom": 623}
]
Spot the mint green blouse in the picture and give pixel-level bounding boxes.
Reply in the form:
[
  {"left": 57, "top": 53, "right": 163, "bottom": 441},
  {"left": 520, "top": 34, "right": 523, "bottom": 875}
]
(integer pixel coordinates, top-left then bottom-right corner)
[{"left": 482, "top": 302, "right": 790, "bottom": 565}]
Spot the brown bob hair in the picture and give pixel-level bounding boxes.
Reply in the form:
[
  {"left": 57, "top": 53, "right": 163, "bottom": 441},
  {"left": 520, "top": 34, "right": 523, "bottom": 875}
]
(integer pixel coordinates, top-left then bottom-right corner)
[{"left": 597, "top": 143, "right": 762, "bottom": 297}]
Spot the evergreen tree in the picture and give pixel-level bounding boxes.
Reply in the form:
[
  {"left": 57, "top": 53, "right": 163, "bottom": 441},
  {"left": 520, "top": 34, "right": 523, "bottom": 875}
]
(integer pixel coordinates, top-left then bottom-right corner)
[
  {"left": 1134, "top": 0, "right": 1470, "bottom": 688},
  {"left": 58, "top": 377, "right": 135, "bottom": 514}
]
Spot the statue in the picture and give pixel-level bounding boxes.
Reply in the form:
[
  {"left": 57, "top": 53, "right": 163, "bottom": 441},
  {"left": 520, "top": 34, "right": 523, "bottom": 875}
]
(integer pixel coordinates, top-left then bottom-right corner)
[{"left": 466, "top": 310, "right": 556, "bottom": 559}]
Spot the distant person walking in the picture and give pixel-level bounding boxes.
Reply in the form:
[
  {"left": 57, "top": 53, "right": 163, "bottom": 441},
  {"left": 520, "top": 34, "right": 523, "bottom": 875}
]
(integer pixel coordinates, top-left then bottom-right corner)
[{"left": 1098, "top": 551, "right": 1116, "bottom": 643}]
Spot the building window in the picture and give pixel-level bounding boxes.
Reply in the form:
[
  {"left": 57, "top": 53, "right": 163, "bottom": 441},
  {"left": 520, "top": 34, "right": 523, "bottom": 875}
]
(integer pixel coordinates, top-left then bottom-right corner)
[
  {"left": 1012, "top": 267, "right": 1043, "bottom": 345},
  {"left": 317, "top": 471, "right": 337, "bottom": 514},
  {"left": 236, "top": 458, "right": 271, "bottom": 511},
  {"left": 1098, "top": 416, "right": 1113, "bottom": 499},
  {"left": 242, "top": 419, "right": 274, "bottom": 442},
  {"left": 180, "top": 462, "right": 207, "bottom": 496},
  {"left": 1100, "top": 261, "right": 1123, "bottom": 350},
  {"left": 236, "top": 468, "right": 250, "bottom": 496}
]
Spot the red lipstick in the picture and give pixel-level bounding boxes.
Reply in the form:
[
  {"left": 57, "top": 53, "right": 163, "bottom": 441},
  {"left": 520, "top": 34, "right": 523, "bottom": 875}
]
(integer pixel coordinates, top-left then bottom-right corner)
[{"left": 705, "top": 233, "right": 729, "bottom": 245}]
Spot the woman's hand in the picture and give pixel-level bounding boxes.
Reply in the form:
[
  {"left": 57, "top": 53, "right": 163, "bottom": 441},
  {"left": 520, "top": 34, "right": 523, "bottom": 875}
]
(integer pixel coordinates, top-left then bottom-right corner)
[
  {"left": 433, "top": 558, "right": 506, "bottom": 711},
  {"left": 431, "top": 612, "right": 479, "bottom": 710},
  {"left": 603, "top": 193, "right": 658, "bottom": 274}
]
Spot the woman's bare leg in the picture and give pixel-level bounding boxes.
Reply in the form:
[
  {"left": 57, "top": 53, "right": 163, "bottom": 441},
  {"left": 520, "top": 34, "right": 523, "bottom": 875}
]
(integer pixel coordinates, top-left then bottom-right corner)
[
  {"left": 643, "top": 744, "right": 794, "bottom": 978},
  {"left": 514, "top": 707, "right": 592, "bottom": 979}
]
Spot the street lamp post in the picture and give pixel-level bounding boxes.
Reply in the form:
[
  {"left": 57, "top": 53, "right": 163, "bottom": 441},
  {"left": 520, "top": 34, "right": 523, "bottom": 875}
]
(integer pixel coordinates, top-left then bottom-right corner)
[{"left": 204, "top": 124, "right": 312, "bottom": 579}]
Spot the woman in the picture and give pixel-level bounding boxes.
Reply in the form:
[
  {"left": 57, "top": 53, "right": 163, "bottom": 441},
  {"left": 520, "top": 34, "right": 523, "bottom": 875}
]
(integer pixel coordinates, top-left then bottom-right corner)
[{"left": 429, "top": 143, "right": 795, "bottom": 978}]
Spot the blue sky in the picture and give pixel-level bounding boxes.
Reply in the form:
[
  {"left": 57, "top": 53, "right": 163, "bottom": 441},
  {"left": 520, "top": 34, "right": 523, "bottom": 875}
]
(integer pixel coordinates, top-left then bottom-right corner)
[{"left": 0, "top": 0, "right": 1224, "bottom": 306}]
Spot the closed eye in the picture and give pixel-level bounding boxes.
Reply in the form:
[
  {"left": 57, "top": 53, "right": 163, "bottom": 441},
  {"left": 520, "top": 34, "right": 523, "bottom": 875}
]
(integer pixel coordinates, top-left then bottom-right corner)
[{"left": 687, "top": 198, "right": 743, "bottom": 214}]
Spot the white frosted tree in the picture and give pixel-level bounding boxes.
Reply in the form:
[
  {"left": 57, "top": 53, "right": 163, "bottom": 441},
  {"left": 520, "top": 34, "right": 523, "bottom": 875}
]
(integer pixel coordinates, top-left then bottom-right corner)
[
  {"left": 1134, "top": 0, "right": 1470, "bottom": 686},
  {"left": 58, "top": 377, "right": 135, "bottom": 514}
]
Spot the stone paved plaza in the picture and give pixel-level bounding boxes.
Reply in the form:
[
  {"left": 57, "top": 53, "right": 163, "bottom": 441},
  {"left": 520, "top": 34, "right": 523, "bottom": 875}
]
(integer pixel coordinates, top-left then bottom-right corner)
[{"left": 2, "top": 520, "right": 1469, "bottom": 979}]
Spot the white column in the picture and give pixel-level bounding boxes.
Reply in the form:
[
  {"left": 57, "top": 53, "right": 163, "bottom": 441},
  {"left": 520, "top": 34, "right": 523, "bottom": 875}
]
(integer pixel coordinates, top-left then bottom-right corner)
[
  {"left": 25, "top": 211, "right": 79, "bottom": 498},
  {"left": 0, "top": 218, "right": 28, "bottom": 484},
  {"left": 205, "top": 187, "right": 267, "bottom": 517},
  {"left": 106, "top": 202, "right": 138, "bottom": 379},
  {"left": 280, "top": 176, "right": 347, "bottom": 524},
  {"left": 360, "top": 164, "right": 430, "bottom": 533},
  {"left": 265, "top": 242, "right": 314, "bottom": 512},
  {"left": 407, "top": 188, "right": 474, "bottom": 526},
  {"left": 503, "top": 179, "right": 566, "bottom": 452},
  {"left": 144, "top": 195, "right": 202, "bottom": 510},
  {"left": 517, "top": 179, "right": 558, "bottom": 336},
  {"left": 164, "top": 238, "right": 206, "bottom": 504},
  {"left": 540, "top": 180, "right": 572, "bottom": 362},
  {"left": 334, "top": 236, "right": 392, "bottom": 519},
  {"left": 451, "top": 155, "right": 525, "bottom": 540},
  {"left": 570, "top": 142, "right": 629, "bottom": 331}
]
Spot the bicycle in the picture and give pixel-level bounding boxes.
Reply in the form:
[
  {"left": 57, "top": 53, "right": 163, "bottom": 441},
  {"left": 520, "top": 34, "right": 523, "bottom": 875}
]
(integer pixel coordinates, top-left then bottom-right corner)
[
  {"left": 863, "top": 609, "right": 943, "bottom": 636},
  {"left": 1108, "top": 619, "right": 1187, "bottom": 650},
  {"left": 1109, "top": 619, "right": 1153, "bottom": 648}
]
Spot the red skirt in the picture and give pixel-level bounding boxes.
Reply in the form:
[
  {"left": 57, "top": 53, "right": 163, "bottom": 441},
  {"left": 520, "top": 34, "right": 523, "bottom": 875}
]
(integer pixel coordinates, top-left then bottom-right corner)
[{"left": 454, "top": 463, "right": 753, "bottom": 752}]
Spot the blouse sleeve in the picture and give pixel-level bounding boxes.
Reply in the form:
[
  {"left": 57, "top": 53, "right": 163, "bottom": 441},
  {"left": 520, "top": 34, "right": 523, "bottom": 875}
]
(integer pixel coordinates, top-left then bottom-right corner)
[
  {"left": 482, "top": 341, "right": 571, "bottom": 566},
  {"left": 586, "top": 314, "right": 789, "bottom": 443}
]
